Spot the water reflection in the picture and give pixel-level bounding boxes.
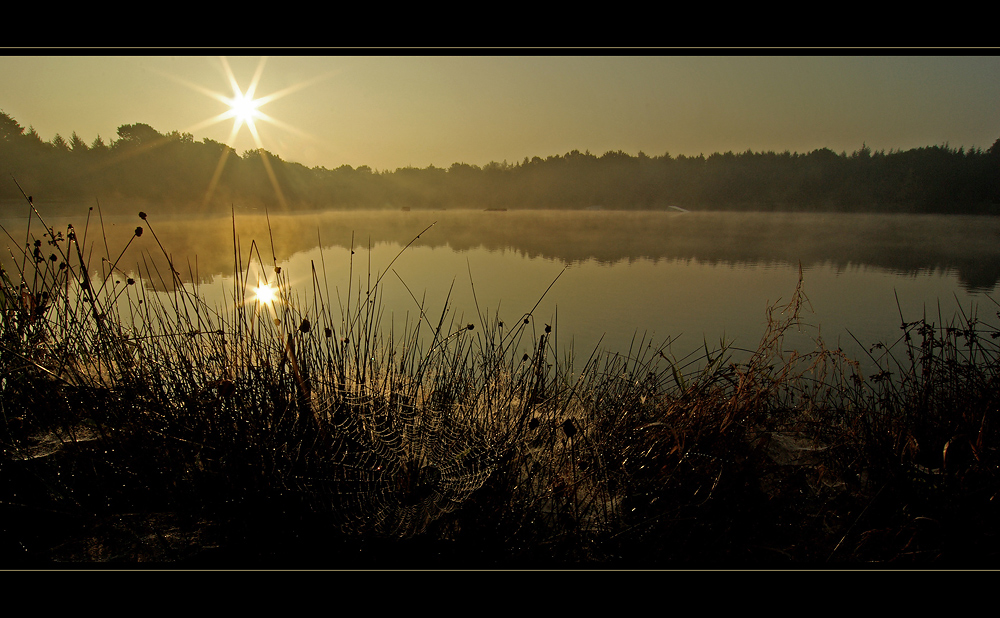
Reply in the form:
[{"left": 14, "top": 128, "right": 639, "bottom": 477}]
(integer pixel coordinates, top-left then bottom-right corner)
[
  {"left": 2, "top": 208, "right": 998, "bottom": 362},
  {"left": 6, "top": 209, "right": 998, "bottom": 290}
]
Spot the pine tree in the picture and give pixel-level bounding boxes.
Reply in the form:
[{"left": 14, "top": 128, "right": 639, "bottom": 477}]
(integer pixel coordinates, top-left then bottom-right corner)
[
  {"left": 70, "top": 131, "right": 89, "bottom": 152},
  {"left": 50, "top": 133, "right": 69, "bottom": 151}
]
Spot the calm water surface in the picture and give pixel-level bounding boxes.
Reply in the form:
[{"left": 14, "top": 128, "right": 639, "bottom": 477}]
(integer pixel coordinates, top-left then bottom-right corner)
[{"left": 5, "top": 208, "right": 999, "bottom": 370}]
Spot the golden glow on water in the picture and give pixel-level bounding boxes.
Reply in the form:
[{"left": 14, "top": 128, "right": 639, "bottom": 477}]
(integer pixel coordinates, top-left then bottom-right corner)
[{"left": 6, "top": 210, "right": 997, "bottom": 373}]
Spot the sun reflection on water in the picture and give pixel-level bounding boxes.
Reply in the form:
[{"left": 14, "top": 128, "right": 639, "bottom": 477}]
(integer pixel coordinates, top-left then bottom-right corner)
[{"left": 254, "top": 282, "right": 278, "bottom": 307}]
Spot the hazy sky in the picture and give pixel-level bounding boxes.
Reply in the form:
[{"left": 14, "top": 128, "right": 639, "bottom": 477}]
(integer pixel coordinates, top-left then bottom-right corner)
[{"left": 1, "top": 54, "right": 998, "bottom": 171}]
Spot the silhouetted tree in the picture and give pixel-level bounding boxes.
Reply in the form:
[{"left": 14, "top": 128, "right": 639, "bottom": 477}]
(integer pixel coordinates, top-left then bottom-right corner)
[
  {"left": 988, "top": 137, "right": 1000, "bottom": 158},
  {"left": 0, "top": 111, "right": 24, "bottom": 142},
  {"left": 50, "top": 134, "right": 69, "bottom": 151},
  {"left": 69, "top": 132, "right": 88, "bottom": 153},
  {"left": 0, "top": 110, "right": 997, "bottom": 215},
  {"left": 114, "top": 123, "right": 164, "bottom": 147}
]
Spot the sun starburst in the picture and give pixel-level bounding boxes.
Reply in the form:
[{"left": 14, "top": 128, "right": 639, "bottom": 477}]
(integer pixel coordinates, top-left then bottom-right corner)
[
  {"left": 153, "top": 56, "right": 336, "bottom": 210},
  {"left": 224, "top": 88, "right": 264, "bottom": 131},
  {"left": 211, "top": 57, "right": 274, "bottom": 148}
]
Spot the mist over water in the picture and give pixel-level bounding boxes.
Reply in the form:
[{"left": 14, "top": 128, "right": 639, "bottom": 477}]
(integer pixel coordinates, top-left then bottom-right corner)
[{"left": 3, "top": 207, "right": 998, "bottom": 368}]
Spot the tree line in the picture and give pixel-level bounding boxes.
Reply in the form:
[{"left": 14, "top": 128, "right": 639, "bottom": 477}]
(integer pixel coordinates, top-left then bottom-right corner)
[{"left": 2, "top": 111, "right": 998, "bottom": 214}]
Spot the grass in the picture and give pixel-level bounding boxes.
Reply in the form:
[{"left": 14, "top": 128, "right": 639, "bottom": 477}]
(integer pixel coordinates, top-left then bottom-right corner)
[{"left": 1, "top": 189, "right": 998, "bottom": 568}]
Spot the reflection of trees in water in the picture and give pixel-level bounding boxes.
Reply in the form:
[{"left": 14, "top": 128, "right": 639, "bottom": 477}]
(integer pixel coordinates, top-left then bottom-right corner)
[
  {"left": 3, "top": 210, "right": 998, "bottom": 292},
  {"left": 945, "top": 259, "right": 1000, "bottom": 293},
  {"left": 395, "top": 211, "right": 1000, "bottom": 293}
]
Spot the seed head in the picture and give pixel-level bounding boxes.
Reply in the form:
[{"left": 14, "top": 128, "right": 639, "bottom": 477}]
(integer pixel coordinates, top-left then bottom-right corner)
[
  {"left": 134, "top": 226, "right": 143, "bottom": 237},
  {"left": 562, "top": 419, "right": 577, "bottom": 438},
  {"left": 138, "top": 211, "right": 147, "bottom": 220},
  {"left": 216, "top": 379, "right": 236, "bottom": 398}
]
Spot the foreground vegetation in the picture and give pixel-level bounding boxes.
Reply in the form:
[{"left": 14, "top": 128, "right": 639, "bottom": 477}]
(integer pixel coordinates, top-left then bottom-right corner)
[{"left": 2, "top": 193, "right": 998, "bottom": 568}]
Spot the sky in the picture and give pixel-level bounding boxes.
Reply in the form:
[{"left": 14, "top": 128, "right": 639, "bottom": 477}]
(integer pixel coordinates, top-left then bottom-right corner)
[{"left": 0, "top": 54, "right": 998, "bottom": 172}]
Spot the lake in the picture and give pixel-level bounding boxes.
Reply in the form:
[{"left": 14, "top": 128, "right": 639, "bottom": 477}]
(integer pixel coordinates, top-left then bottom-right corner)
[{"left": 4, "top": 207, "right": 999, "bottom": 372}]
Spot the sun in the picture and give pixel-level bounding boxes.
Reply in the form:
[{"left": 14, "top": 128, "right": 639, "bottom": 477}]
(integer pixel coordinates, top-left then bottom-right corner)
[
  {"left": 225, "top": 88, "right": 264, "bottom": 132},
  {"left": 153, "top": 56, "right": 337, "bottom": 209},
  {"left": 215, "top": 58, "right": 273, "bottom": 145}
]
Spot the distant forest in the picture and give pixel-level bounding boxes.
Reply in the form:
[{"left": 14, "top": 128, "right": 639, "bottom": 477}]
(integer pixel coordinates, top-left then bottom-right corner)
[{"left": 2, "top": 111, "right": 999, "bottom": 215}]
